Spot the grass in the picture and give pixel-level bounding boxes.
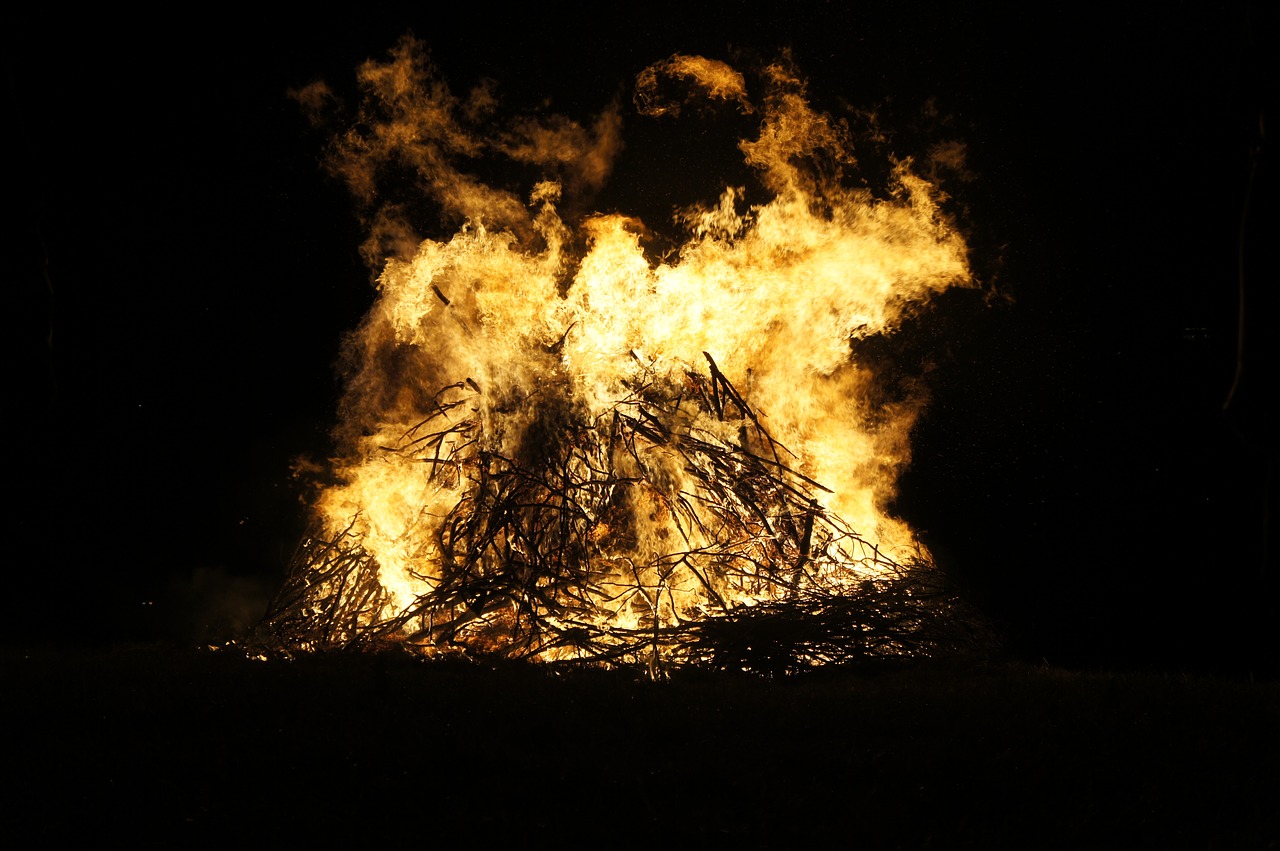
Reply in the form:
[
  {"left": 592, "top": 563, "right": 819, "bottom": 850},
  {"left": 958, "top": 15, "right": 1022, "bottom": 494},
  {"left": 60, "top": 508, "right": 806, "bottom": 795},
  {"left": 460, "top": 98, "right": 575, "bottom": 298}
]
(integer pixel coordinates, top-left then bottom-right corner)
[{"left": 5, "top": 642, "right": 1278, "bottom": 849}]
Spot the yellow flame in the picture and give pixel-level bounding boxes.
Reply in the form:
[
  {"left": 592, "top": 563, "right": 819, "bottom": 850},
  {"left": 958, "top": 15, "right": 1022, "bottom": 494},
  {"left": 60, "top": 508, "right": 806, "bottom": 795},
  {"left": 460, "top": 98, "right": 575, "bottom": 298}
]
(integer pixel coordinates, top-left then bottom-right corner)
[{"left": 296, "top": 39, "right": 973, "bottom": 657}]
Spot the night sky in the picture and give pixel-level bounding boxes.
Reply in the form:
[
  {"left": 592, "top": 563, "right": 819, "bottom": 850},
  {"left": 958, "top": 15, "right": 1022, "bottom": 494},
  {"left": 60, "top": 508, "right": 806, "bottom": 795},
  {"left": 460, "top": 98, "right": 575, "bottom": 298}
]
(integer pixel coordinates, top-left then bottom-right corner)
[{"left": 10, "top": 3, "right": 1275, "bottom": 673}]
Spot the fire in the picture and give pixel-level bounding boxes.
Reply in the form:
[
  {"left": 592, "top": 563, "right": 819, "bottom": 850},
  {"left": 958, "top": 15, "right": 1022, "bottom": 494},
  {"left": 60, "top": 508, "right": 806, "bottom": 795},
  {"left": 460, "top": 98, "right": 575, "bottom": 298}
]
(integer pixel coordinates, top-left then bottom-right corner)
[{"left": 260, "top": 38, "right": 976, "bottom": 672}]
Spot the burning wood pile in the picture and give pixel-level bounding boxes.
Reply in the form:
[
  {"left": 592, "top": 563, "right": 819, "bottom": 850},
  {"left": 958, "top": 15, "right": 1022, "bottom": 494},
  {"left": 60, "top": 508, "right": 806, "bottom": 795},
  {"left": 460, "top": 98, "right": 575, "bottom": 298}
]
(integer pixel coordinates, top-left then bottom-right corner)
[
  {"left": 257, "top": 354, "right": 983, "bottom": 674},
  {"left": 247, "top": 40, "right": 992, "bottom": 674}
]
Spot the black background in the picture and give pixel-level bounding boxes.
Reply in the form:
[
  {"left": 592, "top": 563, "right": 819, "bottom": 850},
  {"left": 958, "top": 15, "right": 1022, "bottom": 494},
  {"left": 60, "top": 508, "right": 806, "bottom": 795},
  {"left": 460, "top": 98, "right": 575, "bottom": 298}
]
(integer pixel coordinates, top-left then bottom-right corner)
[{"left": 9, "top": 2, "right": 1275, "bottom": 673}]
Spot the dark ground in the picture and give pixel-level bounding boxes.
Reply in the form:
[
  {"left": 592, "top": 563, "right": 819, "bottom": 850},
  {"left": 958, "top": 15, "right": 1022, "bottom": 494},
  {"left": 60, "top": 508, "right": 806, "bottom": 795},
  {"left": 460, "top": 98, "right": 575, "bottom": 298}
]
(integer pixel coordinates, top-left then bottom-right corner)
[{"left": 5, "top": 643, "right": 1278, "bottom": 848}]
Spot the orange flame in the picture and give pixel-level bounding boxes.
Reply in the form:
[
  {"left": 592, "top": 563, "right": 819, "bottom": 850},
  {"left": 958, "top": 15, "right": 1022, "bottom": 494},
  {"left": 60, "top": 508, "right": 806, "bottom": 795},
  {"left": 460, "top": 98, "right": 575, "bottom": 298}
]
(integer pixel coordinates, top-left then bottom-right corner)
[{"left": 284, "top": 38, "right": 973, "bottom": 663}]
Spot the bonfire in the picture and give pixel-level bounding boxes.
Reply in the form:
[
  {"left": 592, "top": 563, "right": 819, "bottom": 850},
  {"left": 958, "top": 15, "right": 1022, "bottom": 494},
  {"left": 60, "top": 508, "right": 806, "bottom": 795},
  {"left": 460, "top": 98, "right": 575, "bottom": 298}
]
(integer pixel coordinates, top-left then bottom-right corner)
[{"left": 250, "top": 39, "right": 992, "bottom": 675}]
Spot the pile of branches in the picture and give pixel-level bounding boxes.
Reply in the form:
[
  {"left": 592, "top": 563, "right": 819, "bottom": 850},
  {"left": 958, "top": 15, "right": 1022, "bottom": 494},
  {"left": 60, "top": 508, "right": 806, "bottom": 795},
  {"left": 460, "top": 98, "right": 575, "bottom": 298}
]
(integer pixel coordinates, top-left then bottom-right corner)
[
  {"left": 250, "top": 354, "right": 992, "bottom": 675},
  {"left": 679, "top": 575, "right": 994, "bottom": 677}
]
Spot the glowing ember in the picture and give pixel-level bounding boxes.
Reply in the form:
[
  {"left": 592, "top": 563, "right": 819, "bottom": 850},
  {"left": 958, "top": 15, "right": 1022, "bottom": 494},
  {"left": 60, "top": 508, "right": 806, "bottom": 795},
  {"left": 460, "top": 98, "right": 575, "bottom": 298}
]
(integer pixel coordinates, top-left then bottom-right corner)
[{"left": 259, "top": 38, "right": 978, "bottom": 673}]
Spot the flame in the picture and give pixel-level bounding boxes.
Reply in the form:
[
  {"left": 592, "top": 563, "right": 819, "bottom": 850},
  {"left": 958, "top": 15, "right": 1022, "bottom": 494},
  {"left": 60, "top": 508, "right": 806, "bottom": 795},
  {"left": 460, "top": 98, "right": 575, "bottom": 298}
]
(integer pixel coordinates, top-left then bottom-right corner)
[{"left": 270, "top": 38, "right": 974, "bottom": 668}]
